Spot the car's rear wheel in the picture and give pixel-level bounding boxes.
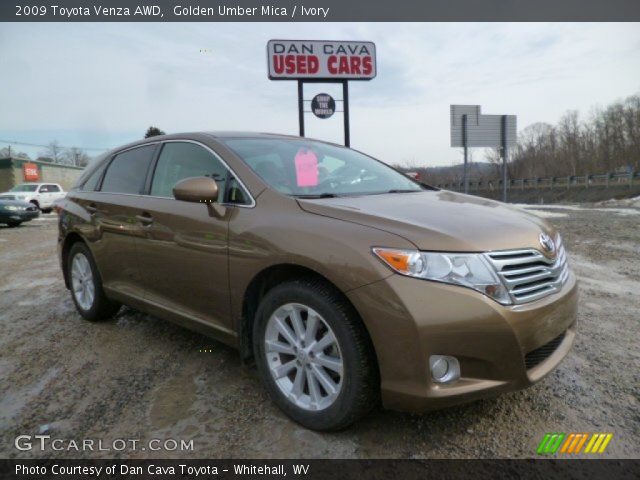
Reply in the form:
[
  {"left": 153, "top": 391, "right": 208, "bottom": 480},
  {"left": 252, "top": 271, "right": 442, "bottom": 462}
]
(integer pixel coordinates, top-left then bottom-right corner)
[
  {"left": 68, "top": 242, "right": 120, "bottom": 321},
  {"left": 253, "top": 279, "right": 378, "bottom": 431}
]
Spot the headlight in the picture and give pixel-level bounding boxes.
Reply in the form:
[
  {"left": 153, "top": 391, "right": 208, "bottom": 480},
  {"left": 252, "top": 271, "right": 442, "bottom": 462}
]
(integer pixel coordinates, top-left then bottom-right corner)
[{"left": 372, "top": 247, "right": 511, "bottom": 305}]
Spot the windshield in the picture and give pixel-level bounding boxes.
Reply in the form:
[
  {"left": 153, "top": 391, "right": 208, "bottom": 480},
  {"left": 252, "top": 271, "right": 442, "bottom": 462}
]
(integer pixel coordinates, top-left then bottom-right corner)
[
  {"left": 223, "top": 138, "right": 423, "bottom": 197},
  {"left": 9, "top": 184, "right": 38, "bottom": 192}
]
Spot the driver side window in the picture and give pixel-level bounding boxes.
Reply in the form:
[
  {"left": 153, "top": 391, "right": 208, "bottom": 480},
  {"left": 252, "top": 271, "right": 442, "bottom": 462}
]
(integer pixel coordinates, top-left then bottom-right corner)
[{"left": 151, "top": 142, "right": 228, "bottom": 200}]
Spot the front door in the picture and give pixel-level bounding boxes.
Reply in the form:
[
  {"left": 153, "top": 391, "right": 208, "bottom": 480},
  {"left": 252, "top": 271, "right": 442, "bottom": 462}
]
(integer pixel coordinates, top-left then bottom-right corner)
[{"left": 135, "top": 141, "right": 233, "bottom": 332}]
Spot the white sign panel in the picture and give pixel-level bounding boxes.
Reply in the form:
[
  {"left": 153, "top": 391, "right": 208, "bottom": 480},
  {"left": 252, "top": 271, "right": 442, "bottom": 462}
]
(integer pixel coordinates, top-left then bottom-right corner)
[
  {"left": 450, "top": 105, "right": 517, "bottom": 148},
  {"left": 267, "top": 40, "right": 377, "bottom": 80}
]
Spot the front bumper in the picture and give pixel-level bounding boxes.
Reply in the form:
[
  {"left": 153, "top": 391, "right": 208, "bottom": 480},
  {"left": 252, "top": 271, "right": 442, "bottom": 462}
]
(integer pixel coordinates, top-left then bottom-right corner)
[{"left": 347, "top": 270, "right": 578, "bottom": 412}]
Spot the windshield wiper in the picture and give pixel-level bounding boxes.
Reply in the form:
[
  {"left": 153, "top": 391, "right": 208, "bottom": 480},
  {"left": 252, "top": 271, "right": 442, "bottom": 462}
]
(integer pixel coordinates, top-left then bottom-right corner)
[{"left": 294, "top": 193, "right": 338, "bottom": 199}]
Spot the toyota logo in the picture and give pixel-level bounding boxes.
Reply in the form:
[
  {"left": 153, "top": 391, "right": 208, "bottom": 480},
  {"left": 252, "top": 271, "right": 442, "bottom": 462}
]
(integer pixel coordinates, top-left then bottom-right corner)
[{"left": 539, "top": 232, "right": 556, "bottom": 254}]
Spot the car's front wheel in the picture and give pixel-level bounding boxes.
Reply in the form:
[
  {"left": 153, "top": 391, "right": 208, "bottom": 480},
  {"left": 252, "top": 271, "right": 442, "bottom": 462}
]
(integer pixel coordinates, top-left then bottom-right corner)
[
  {"left": 68, "top": 242, "right": 120, "bottom": 321},
  {"left": 253, "top": 279, "right": 378, "bottom": 431}
]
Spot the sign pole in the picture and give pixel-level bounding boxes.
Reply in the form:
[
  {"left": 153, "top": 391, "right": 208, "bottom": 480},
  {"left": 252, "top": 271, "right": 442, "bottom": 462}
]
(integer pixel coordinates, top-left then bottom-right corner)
[
  {"left": 342, "top": 80, "right": 350, "bottom": 147},
  {"left": 502, "top": 114, "right": 508, "bottom": 203},
  {"left": 462, "top": 114, "right": 468, "bottom": 194},
  {"left": 298, "top": 80, "right": 305, "bottom": 137}
]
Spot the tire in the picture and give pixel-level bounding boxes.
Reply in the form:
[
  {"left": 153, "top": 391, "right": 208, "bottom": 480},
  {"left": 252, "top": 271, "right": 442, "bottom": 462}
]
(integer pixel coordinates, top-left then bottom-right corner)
[
  {"left": 253, "top": 279, "right": 378, "bottom": 431},
  {"left": 67, "top": 242, "right": 120, "bottom": 321},
  {"left": 30, "top": 200, "right": 40, "bottom": 210},
  {"left": 7, "top": 221, "right": 21, "bottom": 228}
]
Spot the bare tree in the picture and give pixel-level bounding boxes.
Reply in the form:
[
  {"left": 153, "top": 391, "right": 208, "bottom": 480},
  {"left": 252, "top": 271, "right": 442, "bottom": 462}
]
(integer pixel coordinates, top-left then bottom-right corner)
[
  {"left": 64, "top": 147, "right": 91, "bottom": 167},
  {"left": 0, "top": 146, "right": 30, "bottom": 159},
  {"left": 509, "top": 92, "right": 640, "bottom": 179},
  {"left": 41, "top": 141, "right": 65, "bottom": 164}
]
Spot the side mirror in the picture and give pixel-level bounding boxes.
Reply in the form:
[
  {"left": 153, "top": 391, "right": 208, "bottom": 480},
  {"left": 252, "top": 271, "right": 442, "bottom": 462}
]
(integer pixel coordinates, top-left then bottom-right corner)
[{"left": 173, "top": 176, "right": 219, "bottom": 203}]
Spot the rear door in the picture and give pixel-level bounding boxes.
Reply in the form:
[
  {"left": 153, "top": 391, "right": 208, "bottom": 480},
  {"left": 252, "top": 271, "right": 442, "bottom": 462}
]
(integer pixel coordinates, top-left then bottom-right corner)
[
  {"left": 134, "top": 141, "right": 236, "bottom": 332},
  {"left": 89, "top": 144, "right": 157, "bottom": 299}
]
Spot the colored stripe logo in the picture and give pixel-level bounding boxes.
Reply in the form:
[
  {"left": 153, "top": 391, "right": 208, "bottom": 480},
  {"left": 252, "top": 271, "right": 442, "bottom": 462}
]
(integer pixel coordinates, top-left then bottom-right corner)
[{"left": 537, "top": 433, "right": 613, "bottom": 455}]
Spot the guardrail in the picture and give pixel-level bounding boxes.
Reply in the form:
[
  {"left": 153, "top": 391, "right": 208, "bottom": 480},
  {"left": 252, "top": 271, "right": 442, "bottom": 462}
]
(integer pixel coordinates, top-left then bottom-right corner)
[{"left": 435, "top": 171, "right": 640, "bottom": 191}]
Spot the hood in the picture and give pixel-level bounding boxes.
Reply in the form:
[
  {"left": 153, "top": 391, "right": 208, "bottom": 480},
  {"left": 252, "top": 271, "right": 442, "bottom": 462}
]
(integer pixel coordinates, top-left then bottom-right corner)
[{"left": 297, "top": 190, "right": 556, "bottom": 253}]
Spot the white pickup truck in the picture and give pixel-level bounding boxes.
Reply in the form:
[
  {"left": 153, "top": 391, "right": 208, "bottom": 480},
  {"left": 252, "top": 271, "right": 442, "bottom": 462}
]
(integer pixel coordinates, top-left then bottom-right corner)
[{"left": 0, "top": 183, "right": 66, "bottom": 212}]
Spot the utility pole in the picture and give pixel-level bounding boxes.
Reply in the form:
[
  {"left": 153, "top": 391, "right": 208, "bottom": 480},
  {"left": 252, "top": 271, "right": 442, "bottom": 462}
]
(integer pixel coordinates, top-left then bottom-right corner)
[{"left": 501, "top": 115, "right": 508, "bottom": 203}]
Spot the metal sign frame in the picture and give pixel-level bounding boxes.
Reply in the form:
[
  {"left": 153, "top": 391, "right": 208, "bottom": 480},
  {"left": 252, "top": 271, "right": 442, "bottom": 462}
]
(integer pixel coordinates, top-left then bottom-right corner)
[
  {"left": 450, "top": 104, "right": 517, "bottom": 202},
  {"left": 297, "top": 79, "right": 350, "bottom": 147}
]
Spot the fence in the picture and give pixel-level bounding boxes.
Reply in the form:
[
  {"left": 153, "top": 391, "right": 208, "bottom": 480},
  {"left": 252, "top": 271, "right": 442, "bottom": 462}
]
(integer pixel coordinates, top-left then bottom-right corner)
[{"left": 435, "top": 171, "right": 639, "bottom": 192}]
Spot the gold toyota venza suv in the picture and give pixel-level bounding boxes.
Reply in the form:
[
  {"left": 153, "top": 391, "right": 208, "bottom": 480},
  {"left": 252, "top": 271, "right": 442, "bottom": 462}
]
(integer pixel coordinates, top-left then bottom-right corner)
[{"left": 58, "top": 132, "right": 577, "bottom": 430}]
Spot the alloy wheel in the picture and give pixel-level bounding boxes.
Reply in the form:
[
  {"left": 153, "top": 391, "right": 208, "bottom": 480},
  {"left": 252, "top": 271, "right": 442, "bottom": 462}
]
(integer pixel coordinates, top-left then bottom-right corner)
[
  {"left": 71, "top": 253, "right": 95, "bottom": 311},
  {"left": 264, "top": 303, "right": 344, "bottom": 411}
]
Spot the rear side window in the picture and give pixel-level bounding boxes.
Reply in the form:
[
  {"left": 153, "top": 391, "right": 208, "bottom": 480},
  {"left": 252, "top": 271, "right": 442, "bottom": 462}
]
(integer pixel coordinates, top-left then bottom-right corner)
[
  {"left": 101, "top": 145, "right": 156, "bottom": 194},
  {"left": 150, "top": 142, "right": 229, "bottom": 199},
  {"left": 81, "top": 163, "right": 107, "bottom": 191},
  {"left": 47, "top": 184, "right": 61, "bottom": 192}
]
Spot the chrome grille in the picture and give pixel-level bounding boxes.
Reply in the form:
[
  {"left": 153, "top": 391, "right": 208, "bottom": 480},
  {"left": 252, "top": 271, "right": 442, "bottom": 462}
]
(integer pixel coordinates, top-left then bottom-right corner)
[
  {"left": 0, "top": 195, "right": 16, "bottom": 200},
  {"left": 485, "top": 235, "right": 569, "bottom": 304}
]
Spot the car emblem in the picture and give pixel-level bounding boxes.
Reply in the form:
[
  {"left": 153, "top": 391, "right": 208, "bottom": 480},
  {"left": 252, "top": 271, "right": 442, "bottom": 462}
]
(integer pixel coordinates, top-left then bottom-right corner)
[{"left": 539, "top": 232, "right": 556, "bottom": 254}]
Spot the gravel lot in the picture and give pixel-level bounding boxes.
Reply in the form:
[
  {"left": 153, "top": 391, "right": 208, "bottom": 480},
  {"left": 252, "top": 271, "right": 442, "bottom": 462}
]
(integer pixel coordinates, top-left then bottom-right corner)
[{"left": 0, "top": 204, "right": 638, "bottom": 459}]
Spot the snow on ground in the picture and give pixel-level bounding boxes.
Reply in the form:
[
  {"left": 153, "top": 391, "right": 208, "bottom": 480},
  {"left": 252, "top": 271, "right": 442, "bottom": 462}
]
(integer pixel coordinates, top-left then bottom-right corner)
[
  {"left": 595, "top": 195, "right": 640, "bottom": 208},
  {"left": 516, "top": 209, "right": 569, "bottom": 218},
  {"left": 514, "top": 202, "right": 640, "bottom": 217}
]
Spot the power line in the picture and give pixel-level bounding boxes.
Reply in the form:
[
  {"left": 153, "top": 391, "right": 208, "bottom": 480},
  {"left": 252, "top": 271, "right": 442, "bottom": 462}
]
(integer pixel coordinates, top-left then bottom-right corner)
[{"left": 0, "top": 139, "right": 111, "bottom": 151}]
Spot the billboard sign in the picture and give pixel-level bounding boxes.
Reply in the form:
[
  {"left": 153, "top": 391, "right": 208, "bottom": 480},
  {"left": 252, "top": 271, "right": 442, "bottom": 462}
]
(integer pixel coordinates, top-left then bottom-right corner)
[
  {"left": 23, "top": 163, "right": 40, "bottom": 181},
  {"left": 267, "top": 40, "right": 376, "bottom": 80},
  {"left": 450, "top": 105, "right": 517, "bottom": 148}
]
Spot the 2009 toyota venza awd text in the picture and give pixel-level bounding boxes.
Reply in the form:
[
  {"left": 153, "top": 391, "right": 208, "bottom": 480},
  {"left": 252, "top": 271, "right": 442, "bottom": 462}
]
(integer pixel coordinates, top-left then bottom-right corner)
[{"left": 57, "top": 132, "right": 577, "bottom": 430}]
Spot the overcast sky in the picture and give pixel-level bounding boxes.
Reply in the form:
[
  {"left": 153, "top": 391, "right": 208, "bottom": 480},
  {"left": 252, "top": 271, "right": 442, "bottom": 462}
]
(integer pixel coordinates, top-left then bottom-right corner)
[{"left": 1, "top": 22, "right": 639, "bottom": 166}]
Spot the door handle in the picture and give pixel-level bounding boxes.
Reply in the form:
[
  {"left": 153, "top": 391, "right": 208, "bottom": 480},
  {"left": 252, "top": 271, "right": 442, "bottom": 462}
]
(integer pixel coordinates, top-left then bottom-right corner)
[
  {"left": 136, "top": 213, "right": 153, "bottom": 225},
  {"left": 86, "top": 203, "right": 98, "bottom": 214}
]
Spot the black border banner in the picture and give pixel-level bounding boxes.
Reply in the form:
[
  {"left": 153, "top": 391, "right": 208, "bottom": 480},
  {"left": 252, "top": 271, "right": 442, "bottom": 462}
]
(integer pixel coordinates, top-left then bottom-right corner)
[
  {"left": 3, "top": 0, "right": 640, "bottom": 22},
  {"left": 1, "top": 459, "right": 639, "bottom": 480}
]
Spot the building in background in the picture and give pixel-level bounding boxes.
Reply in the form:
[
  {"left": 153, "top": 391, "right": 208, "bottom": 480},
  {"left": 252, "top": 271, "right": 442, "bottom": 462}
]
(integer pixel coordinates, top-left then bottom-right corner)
[{"left": 0, "top": 157, "right": 84, "bottom": 192}]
